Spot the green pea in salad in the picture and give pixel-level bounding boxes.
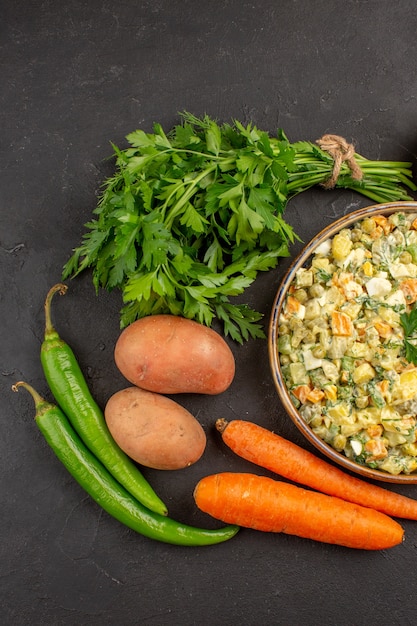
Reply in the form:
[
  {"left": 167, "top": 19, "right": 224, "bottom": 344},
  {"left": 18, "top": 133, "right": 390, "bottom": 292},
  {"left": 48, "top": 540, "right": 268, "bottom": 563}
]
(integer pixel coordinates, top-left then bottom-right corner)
[{"left": 278, "top": 210, "right": 417, "bottom": 476}]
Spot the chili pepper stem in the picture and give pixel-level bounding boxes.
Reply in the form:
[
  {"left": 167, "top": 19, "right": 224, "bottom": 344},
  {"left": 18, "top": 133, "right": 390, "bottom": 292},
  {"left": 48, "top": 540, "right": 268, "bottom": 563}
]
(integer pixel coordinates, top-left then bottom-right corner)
[
  {"left": 44, "top": 283, "right": 68, "bottom": 338},
  {"left": 12, "top": 381, "right": 52, "bottom": 418}
]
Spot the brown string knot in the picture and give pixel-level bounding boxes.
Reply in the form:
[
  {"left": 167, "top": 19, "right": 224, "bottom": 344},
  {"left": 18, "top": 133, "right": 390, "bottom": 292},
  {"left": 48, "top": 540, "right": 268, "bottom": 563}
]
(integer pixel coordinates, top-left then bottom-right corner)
[{"left": 316, "top": 134, "right": 363, "bottom": 189}]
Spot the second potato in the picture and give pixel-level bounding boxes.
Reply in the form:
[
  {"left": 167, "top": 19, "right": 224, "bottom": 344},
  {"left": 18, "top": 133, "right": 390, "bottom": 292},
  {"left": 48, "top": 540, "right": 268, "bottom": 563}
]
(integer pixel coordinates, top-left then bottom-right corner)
[{"left": 104, "top": 386, "right": 207, "bottom": 470}]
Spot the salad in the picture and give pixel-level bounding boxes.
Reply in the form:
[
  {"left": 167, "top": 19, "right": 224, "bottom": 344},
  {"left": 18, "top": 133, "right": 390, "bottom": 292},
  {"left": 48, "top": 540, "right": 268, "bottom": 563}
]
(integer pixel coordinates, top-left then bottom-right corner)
[{"left": 278, "top": 211, "right": 417, "bottom": 476}]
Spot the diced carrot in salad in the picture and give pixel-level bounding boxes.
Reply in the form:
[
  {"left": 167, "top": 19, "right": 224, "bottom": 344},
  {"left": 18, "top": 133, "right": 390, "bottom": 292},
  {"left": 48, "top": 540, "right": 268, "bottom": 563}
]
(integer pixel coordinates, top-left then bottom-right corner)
[
  {"left": 331, "top": 311, "right": 353, "bottom": 336},
  {"left": 376, "top": 379, "right": 389, "bottom": 397},
  {"left": 293, "top": 385, "right": 324, "bottom": 404},
  {"left": 369, "top": 225, "right": 384, "bottom": 240},
  {"left": 400, "top": 278, "right": 417, "bottom": 304},
  {"left": 292, "top": 385, "right": 312, "bottom": 404},
  {"left": 364, "top": 439, "right": 388, "bottom": 461},
  {"left": 373, "top": 319, "right": 393, "bottom": 339},
  {"left": 285, "top": 295, "right": 304, "bottom": 316},
  {"left": 373, "top": 215, "right": 392, "bottom": 235},
  {"left": 306, "top": 388, "right": 325, "bottom": 403}
]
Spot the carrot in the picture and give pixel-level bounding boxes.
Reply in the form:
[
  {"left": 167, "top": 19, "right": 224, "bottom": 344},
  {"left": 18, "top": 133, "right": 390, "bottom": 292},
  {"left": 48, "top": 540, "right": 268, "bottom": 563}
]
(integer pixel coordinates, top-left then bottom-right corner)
[
  {"left": 305, "top": 388, "right": 325, "bottom": 403},
  {"left": 216, "top": 419, "right": 417, "bottom": 520},
  {"left": 364, "top": 439, "right": 388, "bottom": 462},
  {"left": 331, "top": 310, "right": 353, "bottom": 336},
  {"left": 292, "top": 385, "right": 312, "bottom": 404},
  {"left": 367, "top": 424, "right": 384, "bottom": 438},
  {"left": 373, "top": 319, "right": 392, "bottom": 339},
  {"left": 376, "top": 379, "right": 390, "bottom": 397},
  {"left": 193, "top": 473, "right": 404, "bottom": 550},
  {"left": 400, "top": 278, "right": 417, "bottom": 304},
  {"left": 373, "top": 215, "right": 392, "bottom": 235},
  {"left": 369, "top": 225, "right": 384, "bottom": 240},
  {"left": 285, "top": 295, "right": 304, "bottom": 316},
  {"left": 292, "top": 384, "right": 325, "bottom": 404}
]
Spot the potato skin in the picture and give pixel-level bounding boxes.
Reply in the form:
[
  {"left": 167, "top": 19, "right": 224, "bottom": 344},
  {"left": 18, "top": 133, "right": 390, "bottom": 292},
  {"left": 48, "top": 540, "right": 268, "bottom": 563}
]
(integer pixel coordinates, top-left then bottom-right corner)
[
  {"left": 114, "top": 315, "right": 235, "bottom": 395},
  {"left": 104, "top": 386, "right": 207, "bottom": 470}
]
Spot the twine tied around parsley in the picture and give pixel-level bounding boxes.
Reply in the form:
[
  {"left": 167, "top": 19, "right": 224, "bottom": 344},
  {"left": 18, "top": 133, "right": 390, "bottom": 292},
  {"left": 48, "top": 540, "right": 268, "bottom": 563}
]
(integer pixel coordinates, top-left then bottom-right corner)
[{"left": 316, "top": 134, "right": 363, "bottom": 189}]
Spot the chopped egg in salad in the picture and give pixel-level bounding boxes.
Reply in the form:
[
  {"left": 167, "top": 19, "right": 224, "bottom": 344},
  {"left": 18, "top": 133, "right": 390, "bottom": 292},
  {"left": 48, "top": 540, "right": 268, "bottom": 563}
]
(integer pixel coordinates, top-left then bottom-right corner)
[{"left": 278, "top": 211, "right": 417, "bottom": 476}]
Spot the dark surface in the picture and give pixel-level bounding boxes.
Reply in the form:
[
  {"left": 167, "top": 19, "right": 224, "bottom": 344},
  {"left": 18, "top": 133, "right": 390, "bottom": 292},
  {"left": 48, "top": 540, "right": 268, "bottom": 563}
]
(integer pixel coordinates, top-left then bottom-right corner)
[{"left": 2, "top": 1, "right": 417, "bottom": 624}]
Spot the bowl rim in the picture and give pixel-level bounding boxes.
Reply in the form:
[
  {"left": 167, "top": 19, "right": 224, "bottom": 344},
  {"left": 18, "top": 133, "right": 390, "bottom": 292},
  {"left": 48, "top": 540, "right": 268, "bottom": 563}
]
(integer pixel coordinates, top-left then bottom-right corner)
[{"left": 268, "top": 201, "right": 417, "bottom": 483}]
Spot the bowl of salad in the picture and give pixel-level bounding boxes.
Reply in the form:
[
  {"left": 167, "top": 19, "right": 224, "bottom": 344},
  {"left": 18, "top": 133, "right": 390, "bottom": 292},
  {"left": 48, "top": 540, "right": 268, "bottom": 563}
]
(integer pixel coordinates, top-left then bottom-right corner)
[{"left": 269, "top": 201, "right": 417, "bottom": 483}]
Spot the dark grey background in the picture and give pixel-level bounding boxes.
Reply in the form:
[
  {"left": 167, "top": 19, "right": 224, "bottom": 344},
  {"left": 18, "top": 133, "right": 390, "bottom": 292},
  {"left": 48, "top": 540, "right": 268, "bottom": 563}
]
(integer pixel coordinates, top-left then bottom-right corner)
[{"left": 2, "top": 1, "right": 417, "bottom": 624}]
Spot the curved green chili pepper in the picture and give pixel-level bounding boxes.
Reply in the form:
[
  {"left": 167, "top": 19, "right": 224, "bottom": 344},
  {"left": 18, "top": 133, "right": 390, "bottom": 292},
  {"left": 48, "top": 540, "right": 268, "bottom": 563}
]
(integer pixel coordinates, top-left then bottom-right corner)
[
  {"left": 40, "top": 283, "right": 167, "bottom": 516},
  {"left": 13, "top": 382, "right": 239, "bottom": 546}
]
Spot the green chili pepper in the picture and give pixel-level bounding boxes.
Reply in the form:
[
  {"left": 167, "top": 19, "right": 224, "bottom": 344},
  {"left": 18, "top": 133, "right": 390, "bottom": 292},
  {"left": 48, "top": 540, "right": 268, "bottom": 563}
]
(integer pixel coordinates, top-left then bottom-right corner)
[
  {"left": 40, "top": 283, "right": 167, "bottom": 516},
  {"left": 13, "top": 382, "right": 239, "bottom": 546}
]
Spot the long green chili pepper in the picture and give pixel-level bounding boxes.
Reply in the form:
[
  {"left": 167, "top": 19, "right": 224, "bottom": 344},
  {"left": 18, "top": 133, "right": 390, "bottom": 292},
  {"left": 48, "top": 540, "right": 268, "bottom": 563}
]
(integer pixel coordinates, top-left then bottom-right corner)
[
  {"left": 40, "top": 283, "right": 167, "bottom": 517},
  {"left": 13, "top": 382, "right": 239, "bottom": 546}
]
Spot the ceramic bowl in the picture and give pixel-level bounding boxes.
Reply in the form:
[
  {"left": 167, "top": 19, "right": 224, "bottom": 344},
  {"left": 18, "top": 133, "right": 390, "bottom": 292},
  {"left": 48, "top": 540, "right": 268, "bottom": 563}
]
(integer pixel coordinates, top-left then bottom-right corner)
[{"left": 269, "top": 201, "right": 417, "bottom": 483}]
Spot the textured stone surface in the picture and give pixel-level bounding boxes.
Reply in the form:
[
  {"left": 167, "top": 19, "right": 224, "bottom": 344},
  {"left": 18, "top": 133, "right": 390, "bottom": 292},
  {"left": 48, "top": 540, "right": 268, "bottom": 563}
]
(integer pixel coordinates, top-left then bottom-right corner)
[{"left": 2, "top": 1, "right": 417, "bottom": 624}]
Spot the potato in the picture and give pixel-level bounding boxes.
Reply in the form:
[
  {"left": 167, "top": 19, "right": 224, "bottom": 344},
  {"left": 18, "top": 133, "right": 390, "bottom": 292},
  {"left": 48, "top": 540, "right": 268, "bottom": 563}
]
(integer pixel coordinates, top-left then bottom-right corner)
[
  {"left": 104, "top": 386, "right": 207, "bottom": 470},
  {"left": 114, "top": 315, "right": 235, "bottom": 395}
]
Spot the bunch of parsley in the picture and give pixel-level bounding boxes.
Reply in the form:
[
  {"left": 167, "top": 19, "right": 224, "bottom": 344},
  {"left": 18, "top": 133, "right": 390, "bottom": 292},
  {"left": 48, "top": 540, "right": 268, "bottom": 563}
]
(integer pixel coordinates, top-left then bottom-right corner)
[{"left": 63, "top": 113, "right": 416, "bottom": 342}]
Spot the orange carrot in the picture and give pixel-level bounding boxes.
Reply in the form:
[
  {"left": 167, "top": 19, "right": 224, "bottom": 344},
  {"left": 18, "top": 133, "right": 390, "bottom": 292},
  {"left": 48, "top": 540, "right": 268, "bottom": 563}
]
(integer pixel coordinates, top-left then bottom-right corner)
[
  {"left": 304, "top": 388, "right": 325, "bottom": 403},
  {"left": 285, "top": 295, "right": 303, "bottom": 316},
  {"left": 373, "top": 215, "right": 392, "bottom": 235},
  {"left": 376, "top": 379, "right": 390, "bottom": 396},
  {"left": 292, "top": 385, "right": 312, "bottom": 404},
  {"left": 373, "top": 319, "right": 392, "bottom": 339},
  {"left": 364, "top": 439, "right": 388, "bottom": 462},
  {"left": 216, "top": 419, "right": 417, "bottom": 520},
  {"left": 194, "top": 472, "right": 404, "bottom": 550},
  {"left": 369, "top": 225, "right": 384, "bottom": 240},
  {"left": 331, "top": 310, "right": 353, "bottom": 336},
  {"left": 400, "top": 278, "right": 417, "bottom": 304}
]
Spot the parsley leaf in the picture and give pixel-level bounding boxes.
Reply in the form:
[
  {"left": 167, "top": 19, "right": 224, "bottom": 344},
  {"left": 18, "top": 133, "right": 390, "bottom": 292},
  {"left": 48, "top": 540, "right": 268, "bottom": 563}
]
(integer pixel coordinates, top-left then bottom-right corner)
[
  {"left": 404, "top": 339, "right": 417, "bottom": 365},
  {"left": 400, "top": 306, "right": 417, "bottom": 365},
  {"left": 400, "top": 307, "right": 417, "bottom": 337}
]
